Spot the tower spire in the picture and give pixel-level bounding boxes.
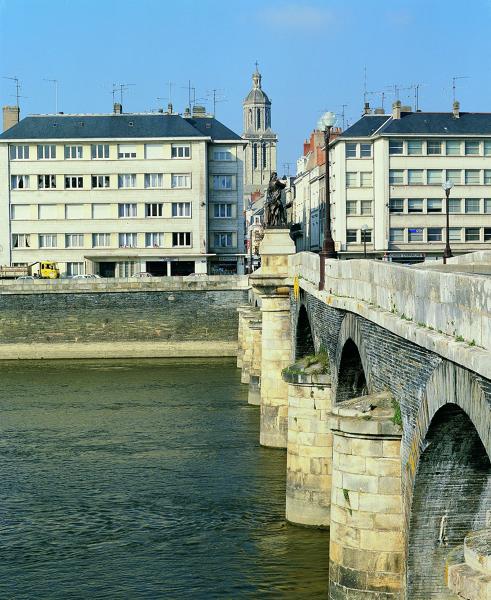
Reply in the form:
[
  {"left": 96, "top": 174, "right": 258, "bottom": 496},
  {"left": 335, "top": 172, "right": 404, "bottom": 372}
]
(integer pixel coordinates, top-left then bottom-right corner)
[{"left": 252, "top": 62, "right": 262, "bottom": 90}]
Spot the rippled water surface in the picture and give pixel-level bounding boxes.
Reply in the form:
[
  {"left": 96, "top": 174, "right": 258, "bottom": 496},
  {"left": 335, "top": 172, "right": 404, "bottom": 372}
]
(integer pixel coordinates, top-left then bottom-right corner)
[{"left": 0, "top": 359, "right": 329, "bottom": 599}]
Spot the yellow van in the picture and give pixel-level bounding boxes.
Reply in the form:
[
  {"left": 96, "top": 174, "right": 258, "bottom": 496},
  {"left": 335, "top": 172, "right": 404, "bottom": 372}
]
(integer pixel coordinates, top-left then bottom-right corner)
[{"left": 37, "top": 262, "right": 60, "bottom": 279}]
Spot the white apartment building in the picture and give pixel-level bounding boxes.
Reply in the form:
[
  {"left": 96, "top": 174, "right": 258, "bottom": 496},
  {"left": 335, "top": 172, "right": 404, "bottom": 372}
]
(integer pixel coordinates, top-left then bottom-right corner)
[
  {"left": 329, "top": 101, "right": 491, "bottom": 261},
  {"left": 0, "top": 105, "right": 246, "bottom": 277}
]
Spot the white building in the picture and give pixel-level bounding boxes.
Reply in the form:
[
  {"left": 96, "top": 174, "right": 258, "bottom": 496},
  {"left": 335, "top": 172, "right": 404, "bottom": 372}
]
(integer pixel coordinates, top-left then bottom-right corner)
[
  {"left": 0, "top": 104, "right": 246, "bottom": 276},
  {"left": 329, "top": 101, "right": 491, "bottom": 261}
]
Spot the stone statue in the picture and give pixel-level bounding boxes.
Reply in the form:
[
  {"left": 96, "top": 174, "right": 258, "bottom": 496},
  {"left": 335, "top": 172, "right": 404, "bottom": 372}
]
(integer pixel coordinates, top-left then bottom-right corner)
[{"left": 264, "top": 172, "right": 288, "bottom": 228}]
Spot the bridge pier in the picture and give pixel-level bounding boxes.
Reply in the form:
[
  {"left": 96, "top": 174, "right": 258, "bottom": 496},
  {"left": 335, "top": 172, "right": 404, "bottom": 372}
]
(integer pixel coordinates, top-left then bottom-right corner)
[
  {"left": 240, "top": 312, "right": 260, "bottom": 384},
  {"left": 283, "top": 369, "right": 332, "bottom": 527},
  {"left": 236, "top": 305, "right": 253, "bottom": 369},
  {"left": 247, "top": 320, "right": 262, "bottom": 406},
  {"left": 329, "top": 392, "right": 403, "bottom": 599}
]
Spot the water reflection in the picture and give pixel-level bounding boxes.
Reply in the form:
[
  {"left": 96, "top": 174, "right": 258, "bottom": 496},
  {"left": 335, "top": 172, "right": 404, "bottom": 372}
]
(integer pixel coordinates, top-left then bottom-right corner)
[{"left": 0, "top": 359, "right": 329, "bottom": 599}]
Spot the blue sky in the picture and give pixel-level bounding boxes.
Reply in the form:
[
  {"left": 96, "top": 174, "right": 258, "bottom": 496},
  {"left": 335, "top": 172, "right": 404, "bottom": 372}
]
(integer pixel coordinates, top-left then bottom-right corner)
[{"left": 1, "top": 0, "right": 490, "bottom": 171}]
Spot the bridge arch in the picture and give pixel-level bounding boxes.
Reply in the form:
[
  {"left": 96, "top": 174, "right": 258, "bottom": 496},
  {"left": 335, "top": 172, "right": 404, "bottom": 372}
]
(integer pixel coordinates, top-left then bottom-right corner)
[
  {"left": 406, "top": 361, "right": 491, "bottom": 598},
  {"left": 334, "top": 313, "right": 369, "bottom": 403},
  {"left": 295, "top": 304, "right": 315, "bottom": 359}
]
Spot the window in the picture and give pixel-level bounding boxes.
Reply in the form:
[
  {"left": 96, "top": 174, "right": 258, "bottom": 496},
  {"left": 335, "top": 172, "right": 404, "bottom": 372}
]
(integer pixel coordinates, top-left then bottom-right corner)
[
  {"left": 465, "top": 228, "right": 480, "bottom": 242},
  {"left": 465, "top": 198, "right": 480, "bottom": 213},
  {"left": 171, "top": 144, "right": 190, "bottom": 158},
  {"left": 389, "top": 199, "right": 404, "bottom": 213},
  {"left": 360, "top": 172, "right": 372, "bottom": 187},
  {"left": 119, "top": 233, "right": 137, "bottom": 248},
  {"left": 118, "top": 203, "right": 137, "bottom": 218},
  {"left": 212, "top": 175, "right": 233, "bottom": 190},
  {"left": 465, "top": 140, "right": 480, "bottom": 155},
  {"left": 145, "top": 233, "right": 164, "bottom": 248},
  {"left": 253, "top": 143, "right": 258, "bottom": 169},
  {"left": 10, "top": 145, "right": 29, "bottom": 160},
  {"left": 361, "top": 229, "right": 372, "bottom": 243},
  {"left": 427, "top": 170, "right": 442, "bottom": 185},
  {"left": 145, "top": 203, "right": 163, "bottom": 217},
  {"left": 172, "top": 232, "right": 191, "bottom": 247},
  {"left": 448, "top": 199, "right": 461, "bottom": 213},
  {"left": 389, "top": 140, "right": 403, "bottom": 155},
  {"left": 144, "top": 143, "right": 164, "bottom": 159},
  {"left": 213, "top": 148, "right": 233, "bottom": 161},
  {"left": 92, "top": 175, "right": 110, "bottom": 188},
  {"left": 262, "top": 143, "right": 268, "bottom": 169},
  {"left": 346, "top": 201, "right": 357, "bottom": 215},
  {"left": 389, "top": 228, "right": 404, "bottom": 242},
  {"left": 214, "top": 232, "right": 233, "bottom": 247},
  {"left": 91, "top": 144, "right": 109, "bottom": 159},
  {"left": 485, "top": 199, "right": 491, "bottom": 213},
  {"left": 485, "top": 141, "right": 491, "bottom": 156},
  {"left": 64, "top": 145, "right": 83, "bottom": 159},
  {"left": 12, "top": 233, "right": 30, "bottom": 248},
  {"left": 65, "top": 234, "right": 84, "bottom": 248},
  {"left": 427, "top": 140, "right": 442, "bottom": 155},
  {"left": 408, "top": 199, "right": 423, "bottom": 213},
  {"left": 407, "top": 140, "right": 423, "bottom": 155},
  {"left": 38, "top": 175, "right": 56, "bottom": 189},
  {"left": 144, "top": 173, "right": 163, "bottom": 188},
  {"left": 11, "top": 205, "right": 30, "bottom": 220},
  {"left": 92, "top": 233, "right": 111, "bottom": 247},
  {"left": 427, "top": 199, "right": 442, "bottom": 213},
  {"left": 38, "top": 205, "right": 57, "bottom": 219},
  {"left": 65, "top": 176, "right": 83, "bottom": 189},
  {"left": 118, "top": 144, "right": 136, "bottom": 159},
  {"left": 346, "top": 229, "right": 357, "bottom": 243},
  {"left": 484, "top": 228, "right": 491, "bottom": 242},
  {"left": 360, "top": 143, "right": 372, "bottom": 158},
  {"left": 213, "top": 203, "right": 232, "bottom": 218},
  {"left": 408, "top": 228, "right": 423, "bottom": 242},
  {"left": 66, "top": 204, "right": 86, "bottom": 219},
  {"left": 172, "top": 174, "right": 191, "bottom": 189},
  {"left": 446, "top": 169, "right": 461, "bottom": 185},
  {"left": 427, "top": 227, "right": 442, "bottom": 241},
  {"left": 172, "top": 202, "right": 192, "bottom": 217},
  {"left": 465, "top": 170, "right": 480, "bottom": 184},
  {"left": 346, "top": 143, "right": 357, "bottom": 158},
  {"left": 118, "top": 174, "right": 136, "bottom": 188},
  {"left": 37, "top": 144, "right": 56, "bottom": 159},
  {"left": 449, "top": 228, "right": 462, "bottom": 242},
  {"left": 446, "top": 140, "right": 461, "bottom": 156},
  {"left": 11, "top": 175, "right": 29, "bottom": 189},
  {"left": 39, "top": 234, "right": 57, "bottom": 248},
  {"left": 484, "top": 170, "right": 491, "bottom": 184},
  {"left": 360, "top": 200, "right": 372, "bottom": 215},
  {"left": 67, "top": 262, "right": 84, "bottom": 276},
  {"left": 408, "top": 169, "right": 423, "bottom": 184},
  {"left": 92, "top": 204, "right": 112, "bottom": 219},
  {"left": 118, "top": 261, "right": 138, "bottom": 278},
  {"left": 389, "top": 170, "right": 404, "bottom": 184},
  {"left": 346, "top": 172, "right": 357, "bottom": 187}
]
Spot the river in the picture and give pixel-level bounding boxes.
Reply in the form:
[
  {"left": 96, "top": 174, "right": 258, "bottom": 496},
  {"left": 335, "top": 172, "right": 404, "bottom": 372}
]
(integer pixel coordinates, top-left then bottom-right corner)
[{"left": 0, "top": 359, "right": 329, "bottom": 599}]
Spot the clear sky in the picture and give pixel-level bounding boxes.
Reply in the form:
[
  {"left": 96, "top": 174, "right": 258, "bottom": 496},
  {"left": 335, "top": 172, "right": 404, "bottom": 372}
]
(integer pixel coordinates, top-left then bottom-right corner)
[{"left": 1, "top": 0, "right": 490, "bottom": 172}]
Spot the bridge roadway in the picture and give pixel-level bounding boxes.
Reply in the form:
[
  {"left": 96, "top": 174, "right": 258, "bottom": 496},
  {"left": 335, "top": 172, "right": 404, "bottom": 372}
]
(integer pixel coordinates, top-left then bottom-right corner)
[{"left": 241, "top": 230, "right": 491, "bottom": 600}]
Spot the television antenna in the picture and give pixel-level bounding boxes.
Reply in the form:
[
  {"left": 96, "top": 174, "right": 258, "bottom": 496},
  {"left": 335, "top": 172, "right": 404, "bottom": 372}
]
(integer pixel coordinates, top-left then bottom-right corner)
[
  {"left": 43, "top": 78, "right": 59, "bottom": 113},
  {"left": 207, "top": 89, "right": 226, "bottom": 116},
  {"left": 112, "top": 83, "right": 135, "bottom": 106},
  {"left": 452, "top": 75, "right": 469, "bottom": 102},
  {"left": 3, "top": 75, "right": 22, "bottom": 107}
]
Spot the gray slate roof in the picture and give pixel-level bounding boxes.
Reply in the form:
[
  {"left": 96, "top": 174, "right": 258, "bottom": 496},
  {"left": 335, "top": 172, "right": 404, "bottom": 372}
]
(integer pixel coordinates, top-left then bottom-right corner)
[
  {"left": 0, "top": 113, "right": 242, "bottom": 141},
  {"left": 340, "top": 111, "right": 491, "bottom": 139}
]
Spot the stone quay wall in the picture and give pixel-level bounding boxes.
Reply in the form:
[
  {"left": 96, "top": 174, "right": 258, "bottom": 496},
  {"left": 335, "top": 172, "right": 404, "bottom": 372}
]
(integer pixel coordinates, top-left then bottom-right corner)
[{"left": 0, "top": 276, "right": 248, "bottom": 359}]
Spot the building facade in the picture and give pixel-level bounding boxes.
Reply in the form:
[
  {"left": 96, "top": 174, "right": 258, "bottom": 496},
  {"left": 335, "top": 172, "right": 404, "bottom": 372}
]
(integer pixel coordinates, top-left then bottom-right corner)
[
  {"left": 329, "top": 101, "right": 491, "bottom": 261},
  {"left": 0, "top": 105, "right": 246, "bottom": 276}
]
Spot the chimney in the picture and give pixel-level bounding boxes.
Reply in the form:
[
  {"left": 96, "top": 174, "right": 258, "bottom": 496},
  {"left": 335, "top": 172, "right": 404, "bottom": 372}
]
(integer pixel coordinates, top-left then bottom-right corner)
[
  {"left": 363, "top": 102, "right": 372, "bottom": 115},
  {"left": 3, "top": 105, "right": 20, "bottom": 131},
  {"left": 183, "top": 106, "right": 191, "bottom": 118},
  {"left": 167, "top": 102, "right": 173, "bottom": 114},
  {"left": 392, "top": 100, "right": 402, "bottom": 120},
  {"left": 374, "top": 108, "right": 385, "bottom": 115},
  {"left": 453, "top": 100, "right": 460, "bottom": 119},
  {"left": 113, "top": 102, "right": 122, "bottom": 114},
  {"left": 192, "top": 105, "right": 206, "bottom": 117}
]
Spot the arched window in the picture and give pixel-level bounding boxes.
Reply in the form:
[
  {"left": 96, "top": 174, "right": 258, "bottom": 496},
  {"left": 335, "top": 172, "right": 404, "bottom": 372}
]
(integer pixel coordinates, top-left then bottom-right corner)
[
  {"left": 256, "top": 108, "right": 261, "bottom": 129},
  {"left": 248, "top": 108, "right": 252, "bottom": 126},
  {"left": 262, "top": 143, "right": 267, "bottom": 168},
  {"left": 253, "top": 143, "right": 258, "bottom": 169}
]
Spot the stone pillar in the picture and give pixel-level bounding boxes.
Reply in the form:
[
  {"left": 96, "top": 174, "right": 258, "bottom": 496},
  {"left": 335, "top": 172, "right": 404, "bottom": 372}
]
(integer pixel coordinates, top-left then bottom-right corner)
[
  {"left": 240, "top": 313, "right": 259, "bottom": 384},
  {"left": 259, "top": 292, "right": 291, "bottom": 448},
  {"left": 284, "top": 371, "right": 332, "bottom": 527},
  {"left": 247, "top": 321, "right": 262, "bottom": 406},
  {"left": 329, "top": 392, "right": 404, "bottom": 599},
  {"left": 236, "top": 305, "right": 254, "bottom": 369}
]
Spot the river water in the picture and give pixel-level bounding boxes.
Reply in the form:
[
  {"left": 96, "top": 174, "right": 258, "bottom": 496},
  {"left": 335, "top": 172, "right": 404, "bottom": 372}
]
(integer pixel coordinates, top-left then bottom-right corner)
[{"left": 0, "top": 359, "right": 329, "bottom": 599}]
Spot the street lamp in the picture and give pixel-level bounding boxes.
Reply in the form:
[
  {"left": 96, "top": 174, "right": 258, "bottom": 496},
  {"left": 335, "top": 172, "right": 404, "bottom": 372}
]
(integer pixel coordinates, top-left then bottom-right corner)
[
  {"left": 318, "top": 110, "right": 337, "bottom": 290},
  {"left": 361, "top": 224, "right": 369, "bottom": 259},
  {"left": 442, "top": 180, "right": 454, "bottom": 264}
]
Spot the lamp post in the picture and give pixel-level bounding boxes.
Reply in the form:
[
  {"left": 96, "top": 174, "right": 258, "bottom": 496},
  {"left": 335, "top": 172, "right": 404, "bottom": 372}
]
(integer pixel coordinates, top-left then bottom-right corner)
[
  {"left": 361, "top": 224, "right": 369, "bottom": 259},
  {"left": 442, "top": 180, "right": 454, "bottom": 264},
  {"left": 318, "top": 111, "right": 337, "bottom": 290}
]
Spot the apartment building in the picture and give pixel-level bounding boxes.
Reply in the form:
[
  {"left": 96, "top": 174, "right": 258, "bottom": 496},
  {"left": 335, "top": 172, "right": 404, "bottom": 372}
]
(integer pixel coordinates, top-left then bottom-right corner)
[
  {"left": 329, "top": 101, "right": 491, "bottom": 261},
  {"left": 0, "top": 105, "right": 246, "bottom": 277}
]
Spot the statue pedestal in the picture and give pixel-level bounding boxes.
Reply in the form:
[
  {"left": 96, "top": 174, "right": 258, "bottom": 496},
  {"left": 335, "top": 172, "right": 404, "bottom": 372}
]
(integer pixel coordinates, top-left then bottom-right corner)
[{"left": 257, "top": 228, "right": 296, "bottom": 279}]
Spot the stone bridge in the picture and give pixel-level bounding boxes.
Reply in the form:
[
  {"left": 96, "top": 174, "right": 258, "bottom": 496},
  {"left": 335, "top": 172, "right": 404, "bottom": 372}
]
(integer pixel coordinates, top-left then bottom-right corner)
[{"left": 238, "top": 229, "right": 491, "bottom": 599}]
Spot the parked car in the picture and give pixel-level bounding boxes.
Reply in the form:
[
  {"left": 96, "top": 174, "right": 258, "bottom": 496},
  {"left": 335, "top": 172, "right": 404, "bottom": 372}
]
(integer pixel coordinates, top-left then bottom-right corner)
[
  {"left": 132, "top": 272, "right": 153, "bottom": 278},
  {"left": 16, "top": 275, "right": 36, "bottom": 281}
]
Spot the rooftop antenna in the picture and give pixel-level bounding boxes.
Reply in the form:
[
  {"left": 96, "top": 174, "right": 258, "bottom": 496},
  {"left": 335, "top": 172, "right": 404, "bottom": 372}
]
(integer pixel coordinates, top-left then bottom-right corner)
[
  {"left": 112, "top": 83, "right": 135, "bottom": 106},
  {"left": 411, "top": 83, "right": 426, "bottom": 111},
  {"left": 341, "top": 104, "right": 348, "bottom": 130},
  {"left": 363, "top": 65, "right": 368, "bottom": 104},
  {"left": 207, "top": 88, "right": 226, "bottom": 116},
  {"left": 3, "top": 75, "right": 21, "bottom": 107},
  {"left": 452, "top": 75, "right": 469, "bottom": 102},
  {"left": 282, "top": 162, "right": 292, "bottom": 177},
  {"left": 43, "top": 78, "right": 58, "bottom": 113}
]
